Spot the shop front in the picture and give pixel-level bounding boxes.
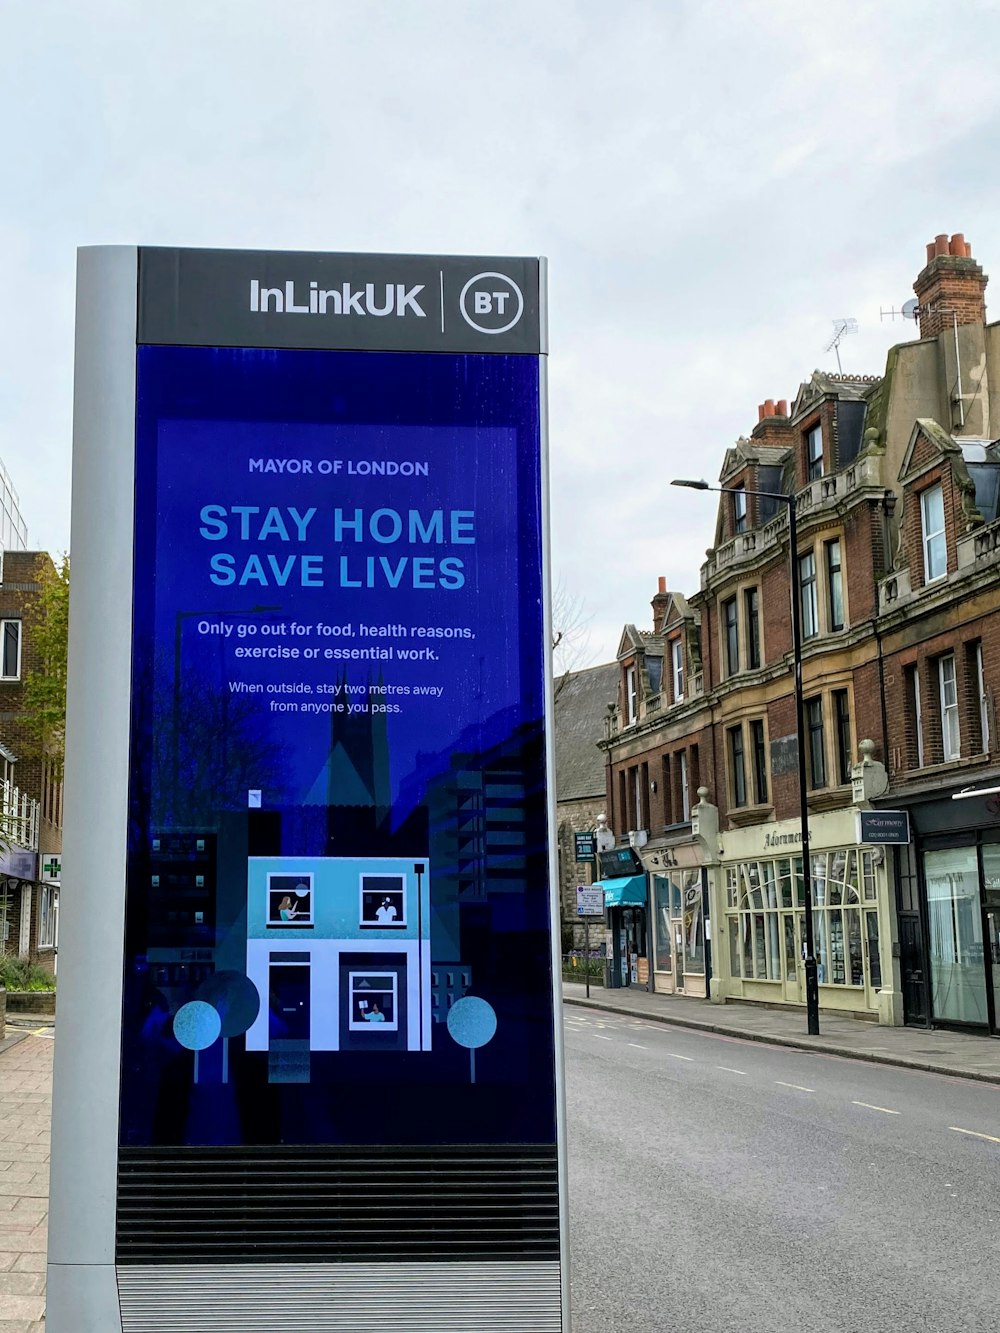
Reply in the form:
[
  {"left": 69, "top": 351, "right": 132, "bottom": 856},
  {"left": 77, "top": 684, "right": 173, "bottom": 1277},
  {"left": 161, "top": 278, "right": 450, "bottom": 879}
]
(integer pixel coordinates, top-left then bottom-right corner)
[
  {"left": 894, "top": 787, "right": 1000, "bottom": 1035},
  {"left": 593, "top": 874, "right": 648, "bottom": 989},
  {"left": 647, "top": 855, "right": 709, "bottom": 998},
  {"left": 716, "top": 808, "right": 899, "bottom": 1024}
]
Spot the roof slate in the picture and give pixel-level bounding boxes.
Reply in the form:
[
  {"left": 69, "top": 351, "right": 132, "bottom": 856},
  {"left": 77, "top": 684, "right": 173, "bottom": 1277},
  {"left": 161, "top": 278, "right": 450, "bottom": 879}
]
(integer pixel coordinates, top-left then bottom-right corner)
[{"left": 553, "top": 661, "right": 618, "bottom": 802}]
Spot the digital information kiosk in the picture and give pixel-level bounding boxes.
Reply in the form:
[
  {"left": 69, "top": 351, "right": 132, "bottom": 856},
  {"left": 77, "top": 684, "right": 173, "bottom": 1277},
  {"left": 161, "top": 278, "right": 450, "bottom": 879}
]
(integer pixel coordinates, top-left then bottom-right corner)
[{"left": 47, "top": 247, "right": 567, "bottom": 1331}]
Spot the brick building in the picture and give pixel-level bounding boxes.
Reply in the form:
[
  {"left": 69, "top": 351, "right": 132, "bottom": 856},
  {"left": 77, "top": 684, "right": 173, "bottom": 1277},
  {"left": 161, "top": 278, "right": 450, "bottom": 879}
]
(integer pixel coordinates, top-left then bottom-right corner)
[
  {"left": 0, "top": 549, "right": 63, "bottom": 973},
  {"left": 601, "top": 232, "right": 1000, "bottom": 1036}
]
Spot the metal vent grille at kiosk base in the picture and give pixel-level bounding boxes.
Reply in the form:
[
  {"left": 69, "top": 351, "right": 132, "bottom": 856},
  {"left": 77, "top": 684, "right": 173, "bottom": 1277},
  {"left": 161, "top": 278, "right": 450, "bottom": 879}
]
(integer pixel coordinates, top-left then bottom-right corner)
[
  {"left": 116, "top": 1145, "right": 560, "bottom": 1264},
  {"left": 116, "top": 1261, "right": 563, "bottom": 1332}
]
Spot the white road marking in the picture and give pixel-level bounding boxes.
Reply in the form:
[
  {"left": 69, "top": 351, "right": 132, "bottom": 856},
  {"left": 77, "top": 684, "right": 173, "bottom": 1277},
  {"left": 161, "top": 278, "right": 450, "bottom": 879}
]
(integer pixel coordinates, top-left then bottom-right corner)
[
  {"left": 852, "top": 1101, "right": 900, "bottom": 1115},
  {"left": 775, "top": 1081, "right": 814, "bottom": 1092},
  {"left": 950, "top": 1126, "right": 1000, "bottom": 1145},
  {"left": 667, "top": 1053, "right": 694, "bottom": 1061},
  {"left": 593, "top": 1034, "right": 613, "bottom": 1042},
  {"left": 716, "top": 1066, "right": 747, "bottom": 1075},
  {"left": 628, "top": 1042, "right": 648, "bottom": 1050}
]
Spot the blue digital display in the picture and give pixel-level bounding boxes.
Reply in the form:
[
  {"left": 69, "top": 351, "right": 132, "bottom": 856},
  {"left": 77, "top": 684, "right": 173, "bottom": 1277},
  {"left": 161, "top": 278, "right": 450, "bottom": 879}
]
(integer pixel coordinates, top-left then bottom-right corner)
[{"left": 120, "top": 345, "right": 555, "bottom": 1149}]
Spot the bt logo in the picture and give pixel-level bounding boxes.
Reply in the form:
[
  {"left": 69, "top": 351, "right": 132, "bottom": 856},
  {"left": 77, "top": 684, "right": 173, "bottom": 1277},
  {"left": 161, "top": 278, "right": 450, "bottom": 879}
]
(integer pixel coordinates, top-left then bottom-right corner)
[{"left": 459, "top": 271, "right": 524, "bottom": 335}]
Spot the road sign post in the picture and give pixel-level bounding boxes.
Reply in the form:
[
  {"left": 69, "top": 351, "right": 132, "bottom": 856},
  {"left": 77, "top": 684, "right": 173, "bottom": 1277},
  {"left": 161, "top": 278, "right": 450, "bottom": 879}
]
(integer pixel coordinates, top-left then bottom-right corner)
[{"left": 576, "top": 885, "right": 605, "bottom": 997}]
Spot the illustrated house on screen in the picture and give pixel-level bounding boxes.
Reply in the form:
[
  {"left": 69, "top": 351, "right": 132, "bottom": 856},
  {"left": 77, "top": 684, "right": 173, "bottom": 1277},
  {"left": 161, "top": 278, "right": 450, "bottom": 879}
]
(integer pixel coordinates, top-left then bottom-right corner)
[{"left": 245, "top": 855, "right": 432, "bottom": 1058}]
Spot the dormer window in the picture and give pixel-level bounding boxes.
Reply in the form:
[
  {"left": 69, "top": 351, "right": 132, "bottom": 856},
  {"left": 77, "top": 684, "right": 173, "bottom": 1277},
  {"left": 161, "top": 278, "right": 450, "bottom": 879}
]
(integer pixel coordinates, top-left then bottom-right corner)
[
  {"left": 806, "top": 423, "right": 824, "bottom": 481},
  {"left": 671, "top": 639, "right": 685, "bottom": 702},
  {"left": 920, "top": 483, "right": 946, "bottom": 582},
  {"left": 626, "top": 665, "right": 638, "bottom": 723},
  {"left": 732, "top": 486, "right": 747, "bottom": 534}
]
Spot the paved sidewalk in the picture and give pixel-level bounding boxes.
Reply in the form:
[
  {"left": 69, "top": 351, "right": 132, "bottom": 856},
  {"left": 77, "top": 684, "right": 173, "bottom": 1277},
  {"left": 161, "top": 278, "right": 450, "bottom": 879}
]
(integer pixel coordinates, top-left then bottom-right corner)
[
  {"left": 0, "top": 1027, "right": 51, "bottom": 1333},
  {"left": 0, "top": 992, "right": 996, "bottom": 1333},
  {"left": 562, "top": 980, "right": 1000, "bottom": 1082}
]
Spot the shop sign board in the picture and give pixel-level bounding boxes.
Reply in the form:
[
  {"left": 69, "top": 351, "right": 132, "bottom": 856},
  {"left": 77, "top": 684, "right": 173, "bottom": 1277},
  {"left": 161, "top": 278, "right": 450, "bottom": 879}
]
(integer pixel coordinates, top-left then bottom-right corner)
[
  {"left": 598, "top": 845, "right": 643, "bottom": 878},
  {"left": 856, "top": 809, "right": 910, "bottom": 845}
]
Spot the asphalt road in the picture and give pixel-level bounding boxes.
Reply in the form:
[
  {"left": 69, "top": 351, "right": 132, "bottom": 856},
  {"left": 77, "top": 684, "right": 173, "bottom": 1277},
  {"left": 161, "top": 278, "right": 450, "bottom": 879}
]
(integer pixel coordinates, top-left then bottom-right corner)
[{"left": 565, "top": 1005, "right": 1000, "bottom": 1333}]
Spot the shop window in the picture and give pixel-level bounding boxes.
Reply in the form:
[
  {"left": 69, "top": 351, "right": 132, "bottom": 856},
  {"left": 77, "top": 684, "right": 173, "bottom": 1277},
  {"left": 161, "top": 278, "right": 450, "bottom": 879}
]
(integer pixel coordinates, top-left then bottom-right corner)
[
  {"left": 0, "top": 620, "right": 20, "bottom": 681},
  {"left": 826, "top": 538, "right": 844, "bottom": 631},
  {"left": 938, "top": 653, "right": 960, "bottom": 760},
  {"left": 921, "top": 483, "right": 946, "bottom": 583},
  {"left": 806, "top": 696, "right": 826, "bottom": 788},
  {"left": 681, "top": 870, "right": 705, "bottom": 975},
  {"left": 652, "top": 876, "right": 673, "bottom": 973},
  {"left": 924, "top": 847, "right": 987, "bottom": 1025},
  {"left": 726, "top": 849, "right": 874, "bottom": 991},
  {"left": 723, "top": 597, "right": 739, "bottom": 676},
  {"left": 745, "top": 587, "right": 761, "bottom": 669},
  {"left": 750, "top": 719, "right": 768, "bottom": 805},
  {"left": 38, "top": 884, "right": 56, "bottom": 949},
  {"left": 799, "top": 552, "right": 818, "bottom": 639}
]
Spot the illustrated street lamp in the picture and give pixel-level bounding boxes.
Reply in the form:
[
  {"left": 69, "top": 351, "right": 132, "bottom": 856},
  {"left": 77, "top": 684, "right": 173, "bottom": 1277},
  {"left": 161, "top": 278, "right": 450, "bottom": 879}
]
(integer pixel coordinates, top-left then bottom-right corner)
[{"left": 671, "top": 478, "right": 820, "bottom": 1036}]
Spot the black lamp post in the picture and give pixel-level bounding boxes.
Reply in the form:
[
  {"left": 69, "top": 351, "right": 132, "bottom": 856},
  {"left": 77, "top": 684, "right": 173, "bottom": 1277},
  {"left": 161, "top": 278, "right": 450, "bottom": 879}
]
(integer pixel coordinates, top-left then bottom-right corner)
[{"left": 671, "top": 478, "right": 820, "bottom": 1036}]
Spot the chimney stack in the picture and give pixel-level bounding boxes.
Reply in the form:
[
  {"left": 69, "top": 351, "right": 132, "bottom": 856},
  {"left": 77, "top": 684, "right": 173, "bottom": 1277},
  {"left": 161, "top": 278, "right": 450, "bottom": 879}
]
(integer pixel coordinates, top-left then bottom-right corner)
[
  {"left": 913, "top": 232, "right": 986, "bottom": 340},
  {"left": 651, "top": 576, "right": 669, "bottom": 631},
  {"left": 751, "top": 396, "right": 792, "bottom": 446}
]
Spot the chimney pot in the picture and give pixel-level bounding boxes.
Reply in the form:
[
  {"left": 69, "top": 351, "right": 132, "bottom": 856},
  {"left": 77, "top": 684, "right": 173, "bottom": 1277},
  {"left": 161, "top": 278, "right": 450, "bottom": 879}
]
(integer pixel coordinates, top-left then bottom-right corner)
[
  {"left": 757, "top": 404, "right": 765, "bottom": 422},
  {"left": 657, "top": 576, "right": 667, "bottom": 594},
  {"left": 763, "top": 399, "right": 775, "bottom": 417},
  {"left": 926, "top": 242, "right": 936, "bottom": 264},
  {"left": 934, "top": 233, "right": 950, "bottom": 257},
  {"left": 950, "top": 233, "right": 966, "bottom": 257},
  {"left": 777, "top": 399, "right": 788, "bottom": 416}
]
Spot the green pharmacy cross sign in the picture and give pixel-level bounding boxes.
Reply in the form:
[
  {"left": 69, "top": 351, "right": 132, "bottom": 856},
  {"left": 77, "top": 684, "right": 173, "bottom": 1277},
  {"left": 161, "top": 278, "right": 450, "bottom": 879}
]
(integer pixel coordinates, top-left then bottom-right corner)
[{"left": 42, "top": 855, "right": 62, "bottom": 881}]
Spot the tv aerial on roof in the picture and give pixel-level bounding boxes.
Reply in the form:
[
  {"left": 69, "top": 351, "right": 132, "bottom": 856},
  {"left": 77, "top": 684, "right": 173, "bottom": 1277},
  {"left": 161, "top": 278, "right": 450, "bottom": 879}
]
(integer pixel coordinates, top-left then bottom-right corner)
[
  {"left": 824, "top": 317, "right": 858, "bottom": 372},
  {"left": 880, "top": 297, "right": 920, "bottom": 322}
]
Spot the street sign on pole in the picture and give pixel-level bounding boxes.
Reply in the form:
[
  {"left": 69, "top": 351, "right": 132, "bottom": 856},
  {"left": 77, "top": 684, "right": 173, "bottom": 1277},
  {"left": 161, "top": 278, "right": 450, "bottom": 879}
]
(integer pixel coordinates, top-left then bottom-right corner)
[
  {"left": 576, "top": 886, "right": 605, "bottom": 917},
  {"left": 573, "top": 831, "right": 596, "bottom": 863}
]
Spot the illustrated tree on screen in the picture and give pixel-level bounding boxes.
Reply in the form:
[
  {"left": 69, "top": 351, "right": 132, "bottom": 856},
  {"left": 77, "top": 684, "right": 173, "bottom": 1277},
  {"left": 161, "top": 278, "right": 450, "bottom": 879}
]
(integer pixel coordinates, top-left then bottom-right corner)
[{"left": 129, "top": 648, "right": 289, "bottom": 829}]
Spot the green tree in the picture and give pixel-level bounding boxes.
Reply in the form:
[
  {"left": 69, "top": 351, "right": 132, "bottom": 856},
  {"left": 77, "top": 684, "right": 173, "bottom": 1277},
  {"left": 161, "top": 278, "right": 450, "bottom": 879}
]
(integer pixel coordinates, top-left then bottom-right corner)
[{"left": 21, "top": 553, "right": 69, "bottom": 777}]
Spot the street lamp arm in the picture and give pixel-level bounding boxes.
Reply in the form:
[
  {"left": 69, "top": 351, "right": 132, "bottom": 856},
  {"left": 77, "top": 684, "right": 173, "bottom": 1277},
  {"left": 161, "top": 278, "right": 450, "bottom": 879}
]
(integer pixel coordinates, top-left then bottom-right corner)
[
  {"left": 671, "top": 478, "right": 792, "bottom": 505},
  {"left": 670, "top": 475, "right": 820, "bottom": 1036}
]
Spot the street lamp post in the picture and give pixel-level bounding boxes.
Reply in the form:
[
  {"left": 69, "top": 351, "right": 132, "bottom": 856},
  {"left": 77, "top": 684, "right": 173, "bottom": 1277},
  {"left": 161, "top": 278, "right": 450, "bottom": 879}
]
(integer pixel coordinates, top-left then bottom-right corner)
[{"left": 672, "top": 478, "right": 820, "bottom": 1036}]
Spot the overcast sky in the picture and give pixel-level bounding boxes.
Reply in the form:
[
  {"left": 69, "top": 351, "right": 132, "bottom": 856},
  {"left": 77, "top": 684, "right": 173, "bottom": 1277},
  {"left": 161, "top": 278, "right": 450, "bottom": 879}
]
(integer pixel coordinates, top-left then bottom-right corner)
[{"left": 4, "top": 0, "right": 1000, "bottom": 664}]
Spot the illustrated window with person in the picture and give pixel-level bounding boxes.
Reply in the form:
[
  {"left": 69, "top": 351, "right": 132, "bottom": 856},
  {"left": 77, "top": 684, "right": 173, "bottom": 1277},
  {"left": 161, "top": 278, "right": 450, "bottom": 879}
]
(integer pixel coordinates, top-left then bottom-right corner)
[
  {"left": 360, "top": 874, "right": 406, "bottom": 928},
  {"left": 267, "top": 874, "right": 314, "bottom": 927},
  {"left": 349, "top": 972, "right": 398, "bottom": 1030}
]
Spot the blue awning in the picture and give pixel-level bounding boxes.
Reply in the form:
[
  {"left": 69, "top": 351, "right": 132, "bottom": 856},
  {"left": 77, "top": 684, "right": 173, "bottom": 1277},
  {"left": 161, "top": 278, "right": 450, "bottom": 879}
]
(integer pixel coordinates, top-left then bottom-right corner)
[{"left": 596, "top": 875, "right": 647, "bottom": 908}]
